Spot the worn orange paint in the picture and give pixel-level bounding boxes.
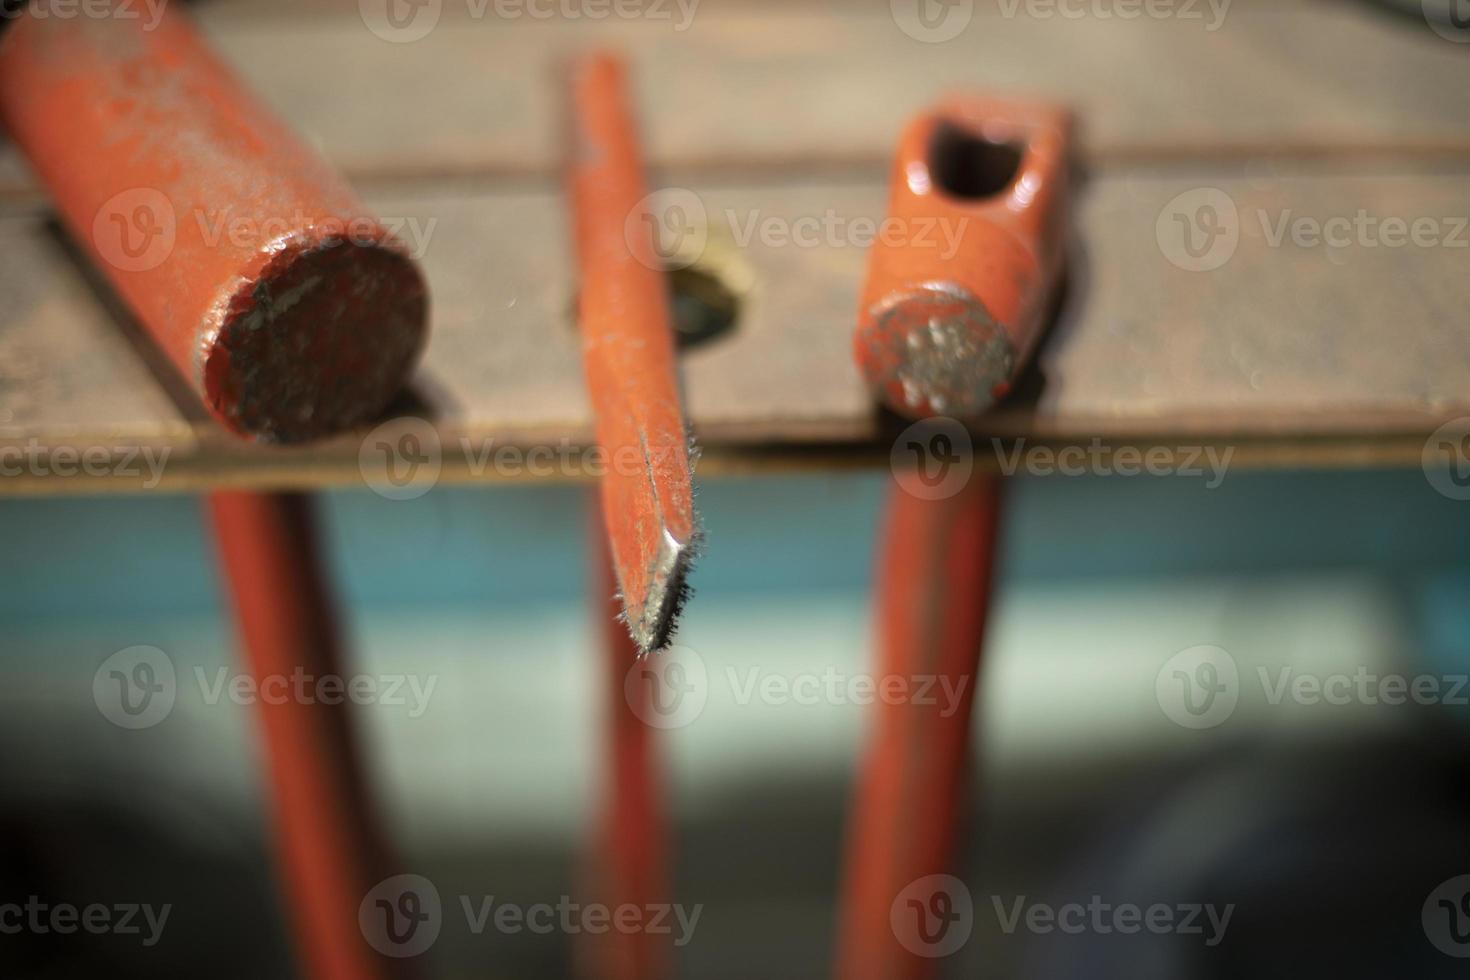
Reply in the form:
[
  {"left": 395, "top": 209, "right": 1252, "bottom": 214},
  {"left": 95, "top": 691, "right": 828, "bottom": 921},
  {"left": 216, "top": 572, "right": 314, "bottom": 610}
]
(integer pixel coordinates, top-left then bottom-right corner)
[
  {"left": 855, "top": 96, "right": 1071, "bottom": 419},
  {"left": 568, "top": 53, "right": 698, "bottom": 653},
  {"left": 579, "top": 497, "right": 671, "bottom": 980},
  {"left": 835, "top": 476, "right": 1003, "bottom": 980},
  {"left": 0, "top": 5, "right": 428, "bottom": 442},
  {"left": 208, "top": 491, "right": 404, "bottom": 980}
]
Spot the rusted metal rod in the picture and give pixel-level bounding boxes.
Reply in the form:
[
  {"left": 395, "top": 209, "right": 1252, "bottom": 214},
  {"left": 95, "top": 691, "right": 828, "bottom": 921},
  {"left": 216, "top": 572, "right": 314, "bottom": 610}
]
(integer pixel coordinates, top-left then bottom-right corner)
[
  {"left": 0, "top": 4, "right": 428, "bottom": 442},
  {"left": 567, "top": 52, "right": 699, "bottom": 654},
  {"left": 207, "top": 490, "right": 402, "bottom": 980},
  {"left": 854, "top": 97, "right": 1071, "bottom": 419},
  {"left": 835, "top": 475, "right": 1003, "bottom": 980}
]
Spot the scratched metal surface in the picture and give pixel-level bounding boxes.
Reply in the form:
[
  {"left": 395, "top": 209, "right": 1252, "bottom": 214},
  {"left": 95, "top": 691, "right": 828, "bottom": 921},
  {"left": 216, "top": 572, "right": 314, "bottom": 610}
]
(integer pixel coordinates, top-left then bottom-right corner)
[{"left": 0, "top": 0, "right": 1468, "bottom": 490}]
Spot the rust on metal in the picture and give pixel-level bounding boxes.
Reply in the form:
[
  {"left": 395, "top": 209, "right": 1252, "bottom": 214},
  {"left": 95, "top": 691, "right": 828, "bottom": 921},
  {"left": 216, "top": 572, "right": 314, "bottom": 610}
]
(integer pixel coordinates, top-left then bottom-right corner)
[
  {"left": 567, "top": 52, "right": 699, "bottom": 654},
  {"left": 0, "top": 3, "right": 428, "bottom": 442},
  {"left": 855, "top": 96, "right": 1071, "bottom": 419}
]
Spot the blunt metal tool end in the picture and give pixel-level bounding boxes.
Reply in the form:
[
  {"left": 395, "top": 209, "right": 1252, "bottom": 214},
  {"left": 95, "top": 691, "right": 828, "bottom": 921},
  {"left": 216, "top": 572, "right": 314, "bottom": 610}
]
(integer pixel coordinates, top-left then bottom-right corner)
[
  {"left": 860, "top": 282, "right": 1017, "bottom": 417},
  {"left": 855, "top": 95, "right": 1072, "bottom": 420}
]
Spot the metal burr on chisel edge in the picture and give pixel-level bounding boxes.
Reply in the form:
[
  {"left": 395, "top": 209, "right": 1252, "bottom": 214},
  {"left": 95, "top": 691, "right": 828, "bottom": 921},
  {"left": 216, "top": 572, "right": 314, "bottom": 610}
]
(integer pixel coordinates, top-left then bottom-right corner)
[
  {"left": 0, "top": 3, "right": 429, "bottom": 442},
  {"left": 855, "top": 95, "right": 1071, "bottom": 419},
  {"left": 567, "top": 52, "right": 701, "bottom": 655}
]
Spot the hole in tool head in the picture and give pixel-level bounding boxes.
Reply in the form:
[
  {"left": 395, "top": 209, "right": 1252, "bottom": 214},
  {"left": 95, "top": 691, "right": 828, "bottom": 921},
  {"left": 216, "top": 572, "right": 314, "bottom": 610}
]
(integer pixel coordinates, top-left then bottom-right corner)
[{"left": 927, "top": 120, "right": 1024, "bottom": 201}]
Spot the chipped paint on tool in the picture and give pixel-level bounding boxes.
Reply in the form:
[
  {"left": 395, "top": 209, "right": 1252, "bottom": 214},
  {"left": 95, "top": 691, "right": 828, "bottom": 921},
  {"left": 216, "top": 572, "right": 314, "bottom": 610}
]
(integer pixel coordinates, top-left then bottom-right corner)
[
  {"left": 855, "top": 96, "right": 1071, "bottom": 421},
  {"left": 0, "top": 3, "right": 428, "bottom": 442}
]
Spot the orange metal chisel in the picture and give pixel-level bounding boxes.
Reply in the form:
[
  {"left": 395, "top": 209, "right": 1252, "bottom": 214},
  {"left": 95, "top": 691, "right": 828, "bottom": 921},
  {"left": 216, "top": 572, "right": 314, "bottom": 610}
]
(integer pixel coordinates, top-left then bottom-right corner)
[{"left": 568, "top": 53, "right": 700, "bottom": 654}]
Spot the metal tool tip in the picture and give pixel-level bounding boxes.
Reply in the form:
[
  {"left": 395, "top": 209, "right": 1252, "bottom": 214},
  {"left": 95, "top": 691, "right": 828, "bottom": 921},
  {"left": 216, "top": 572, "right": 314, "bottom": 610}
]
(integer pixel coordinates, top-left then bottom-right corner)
[
  {"left": 861, "top": 283, "right": 1016, "bottom": 418},
  {"left": 625, "top": 526, "right": 698, "bottom": 655}
]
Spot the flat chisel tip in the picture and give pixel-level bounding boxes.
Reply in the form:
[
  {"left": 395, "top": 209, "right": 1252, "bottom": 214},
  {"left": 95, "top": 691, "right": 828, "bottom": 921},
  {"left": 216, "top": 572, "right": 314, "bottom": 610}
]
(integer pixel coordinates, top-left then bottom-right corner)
[{"left": 624, "top": 526, "right": 698, "bottom": 656}]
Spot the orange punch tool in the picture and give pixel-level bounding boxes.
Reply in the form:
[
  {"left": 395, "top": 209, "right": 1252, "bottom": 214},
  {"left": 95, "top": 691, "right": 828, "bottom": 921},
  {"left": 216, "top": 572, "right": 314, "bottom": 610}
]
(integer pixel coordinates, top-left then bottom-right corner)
[
  {"left": 837, "top": 97, "right": 1072, "bottom": 980},
  {"left": 854, "top": 96, "right": 1072, "bottom": 419}
]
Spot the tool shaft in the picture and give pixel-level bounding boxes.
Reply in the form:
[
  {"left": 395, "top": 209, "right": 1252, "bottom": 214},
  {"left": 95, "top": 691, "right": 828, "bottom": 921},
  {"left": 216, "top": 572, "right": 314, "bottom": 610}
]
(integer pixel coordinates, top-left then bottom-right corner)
[
  {"left": 0, "top": 5, "right": 428, "bottom": 441},
  {"left": 208, "top": 491, "right": 403, "bottom": 980},
  {"left": 568, "top": 53, "right": 697, "bottom": 653},
  {"left": 836, "top": 476, "right": 1002, "bottom": 980}
]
